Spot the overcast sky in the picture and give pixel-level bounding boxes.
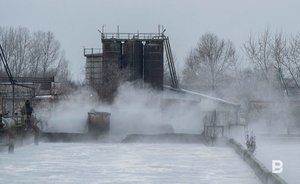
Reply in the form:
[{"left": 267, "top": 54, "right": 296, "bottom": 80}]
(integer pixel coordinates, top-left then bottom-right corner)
[{"left": 1, "top": 0, "right": 300, "bottom": 81}]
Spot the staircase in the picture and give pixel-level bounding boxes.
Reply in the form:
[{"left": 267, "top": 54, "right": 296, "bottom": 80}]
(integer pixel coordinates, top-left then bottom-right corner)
[{"left": 164, "top": 36, "right": 179, "bottom": 88}]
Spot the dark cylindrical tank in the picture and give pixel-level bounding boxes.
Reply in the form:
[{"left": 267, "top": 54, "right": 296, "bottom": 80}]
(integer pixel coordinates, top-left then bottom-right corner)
[
  {"left": 87, "top": 112, "right": 111, "bottom": 135},
  {"left": 144, "top": 40, "right": 164, "bottom": 89},
  {"left": 123, "top": 40, "right": 143, "bottom": 80},
  {"left": 102, "top": 40, "right": 122, "bottom": 64},
  {"left": 101, "top": 39, "right": 122, "bottom": 101},
  {"left": 102, "top": 39, "right": 122, "bottom": 79}
]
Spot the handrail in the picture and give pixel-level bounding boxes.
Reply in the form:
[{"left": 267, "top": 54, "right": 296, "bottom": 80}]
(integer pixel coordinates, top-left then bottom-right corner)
[
  {"left": 164, "top": 36, "right": 179, "bottom": 88},
  {"left": 101, "top": 33, "right": 165, "bottom": 40},
  {"left": 84, "top": 48, "right": 102, "bottom": 56}
]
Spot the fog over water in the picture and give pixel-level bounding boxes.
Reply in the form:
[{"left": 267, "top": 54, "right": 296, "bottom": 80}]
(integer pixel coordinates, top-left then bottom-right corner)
[
  {"left": 31, "top": 79, "right": 300, "bottom": 183},
  {"left": 0, "top": 143, "right": 261, "bottom": 184},
  {"left": 36, "top": 83, "right": 207, "bottom": 140},
  {"left": 2, "top": 1, "right": 300, "bottom": 184}
]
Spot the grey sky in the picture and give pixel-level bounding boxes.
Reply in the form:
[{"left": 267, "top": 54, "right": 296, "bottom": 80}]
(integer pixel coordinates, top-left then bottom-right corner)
[{"left": 1, "top": 0, "right": 299, "bottom": 81}]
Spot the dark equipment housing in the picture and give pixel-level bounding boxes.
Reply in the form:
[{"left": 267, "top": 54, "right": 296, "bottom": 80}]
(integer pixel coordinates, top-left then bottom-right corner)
[{"left": 87, "top": 111, "right": 111, "bottom": 136}]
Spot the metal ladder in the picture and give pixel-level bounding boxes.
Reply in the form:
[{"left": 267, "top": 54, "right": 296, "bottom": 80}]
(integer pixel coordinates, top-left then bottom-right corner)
[{"left": 164, "top": 36, "right": 179, "bottom": 88}]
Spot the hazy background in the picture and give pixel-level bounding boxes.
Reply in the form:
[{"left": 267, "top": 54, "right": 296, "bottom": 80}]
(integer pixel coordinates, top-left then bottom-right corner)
[{"left": 1, "top": 0, "right": 299, "bottom": 81}]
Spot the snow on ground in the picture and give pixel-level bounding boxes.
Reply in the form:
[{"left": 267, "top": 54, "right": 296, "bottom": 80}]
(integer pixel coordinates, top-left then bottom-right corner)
[
  {"left": 0, "top": 143, "right": 260, "bottom": 184},
  {"left": 254, "top": 136, "right": 300, "bottom": 184}
]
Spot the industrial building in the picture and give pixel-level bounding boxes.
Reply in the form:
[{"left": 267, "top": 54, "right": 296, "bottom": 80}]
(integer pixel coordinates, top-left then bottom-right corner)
[
  {"left": 84, "top": 31, "right": 178, "bottom": 102},
  {"left": 84, "top": 29, "right": 243, "bottom": 139}
]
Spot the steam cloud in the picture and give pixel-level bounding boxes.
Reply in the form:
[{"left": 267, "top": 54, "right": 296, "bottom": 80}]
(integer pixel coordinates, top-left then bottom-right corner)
[{"left": 36, "top": 83, "right": 207, "bottom": 140}]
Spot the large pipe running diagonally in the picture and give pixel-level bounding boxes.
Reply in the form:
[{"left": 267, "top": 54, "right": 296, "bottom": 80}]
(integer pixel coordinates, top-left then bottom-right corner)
[
  {"left": 0, "top": 44, "right": 35, "bottom": 114},
  {"left": 0, "top": 44, "right": 16, "bottom": 114},
  {"left": 0, "top": 44, "right": 14, "bottom": 85}
]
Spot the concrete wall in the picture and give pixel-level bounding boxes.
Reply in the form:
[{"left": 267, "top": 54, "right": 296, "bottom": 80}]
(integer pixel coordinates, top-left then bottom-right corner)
[{"left": 227, "top": 139, "right": 287, "bottom": 184}]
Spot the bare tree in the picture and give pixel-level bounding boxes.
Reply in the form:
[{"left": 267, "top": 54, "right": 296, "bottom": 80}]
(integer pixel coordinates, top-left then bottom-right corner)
[
  {"left": 243, "top": 29, "right": 273, "bottom": 82},
  {"left": 183, "top": 33, "right": 237, "bottom": 91},
  {"left": 0, "top": 26, "right": 68, "bottom": 80},
  {"left": 244, "top": 30, "right": 300, "bottom": 95},
  {"left": 285, "top": 33, "right": 300, "bottom": 87},
  {"left": 270, "top": 32, "right": 289, "bottom": 94},
  {"left": 39, "top": 31, "right": 60, "bottom": 77},
  {"left": 0, "top": 26, "right": 31, "bottom": 77},
  {"left": 55, "top": 52, "right": 69, "bottom": 81},
  {"left": 27, "top": 32, "right": 42, "bottom": 77}
]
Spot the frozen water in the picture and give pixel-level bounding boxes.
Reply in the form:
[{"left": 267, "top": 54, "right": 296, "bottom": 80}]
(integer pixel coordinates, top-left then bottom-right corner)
[{"left": 0, "top": 143, "right": 260, "bottom": 184}]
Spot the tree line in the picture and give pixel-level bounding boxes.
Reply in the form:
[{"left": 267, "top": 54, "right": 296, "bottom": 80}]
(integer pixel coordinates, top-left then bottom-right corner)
[
  {"left": 0, "top": 26, "right": 69, "bottom": 81},
  {"left": 182, "top": 29, "right": 300, "bottom": 99}
]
